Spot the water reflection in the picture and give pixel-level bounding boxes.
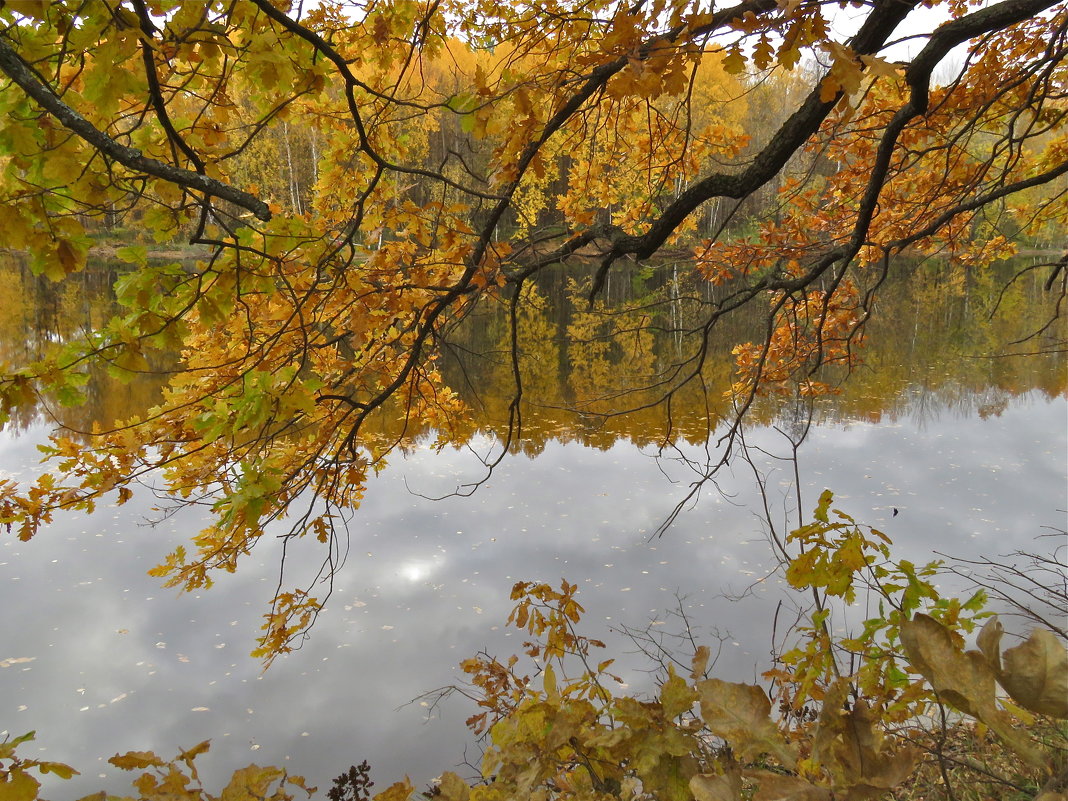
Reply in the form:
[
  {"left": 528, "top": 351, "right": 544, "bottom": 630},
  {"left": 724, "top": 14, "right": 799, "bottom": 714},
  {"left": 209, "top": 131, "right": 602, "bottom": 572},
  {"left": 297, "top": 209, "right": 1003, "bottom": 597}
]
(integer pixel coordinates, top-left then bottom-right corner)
[
  {"left": 0, "top": 253, "right": 172, "bottom": 435},
  {"left": 1, "top": 251, "right": 1063, "bottom": 440},
  {"left": 2, "top": 397, "right": 1064, "bottom": 797},
  {"left": 448, "top": 256, "right": 1066, "bottom": 442},
  {"left": 0, "top": 252, "right": 1064, "bottom": 797}
]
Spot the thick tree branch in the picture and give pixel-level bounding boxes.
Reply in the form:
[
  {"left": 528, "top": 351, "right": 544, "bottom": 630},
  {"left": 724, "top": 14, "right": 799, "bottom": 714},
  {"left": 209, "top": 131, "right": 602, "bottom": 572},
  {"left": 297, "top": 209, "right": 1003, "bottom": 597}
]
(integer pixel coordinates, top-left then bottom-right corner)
[
  {"left": 130, "top": 0, "right": 206, "bottom": 173},
  {"left": 586, "top": 0, "right": 1062, "bottom": 272},
  {"left": 0, "top": 33, "right": 272, "bottom": 222}
]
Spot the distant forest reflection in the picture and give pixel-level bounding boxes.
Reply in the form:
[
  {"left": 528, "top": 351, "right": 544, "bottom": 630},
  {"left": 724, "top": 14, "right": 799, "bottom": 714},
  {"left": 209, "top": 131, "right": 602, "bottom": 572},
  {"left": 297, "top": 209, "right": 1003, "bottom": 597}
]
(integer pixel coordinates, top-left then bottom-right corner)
[{"left": 1, "top": 250, "right": 1064, "bottom": 447}]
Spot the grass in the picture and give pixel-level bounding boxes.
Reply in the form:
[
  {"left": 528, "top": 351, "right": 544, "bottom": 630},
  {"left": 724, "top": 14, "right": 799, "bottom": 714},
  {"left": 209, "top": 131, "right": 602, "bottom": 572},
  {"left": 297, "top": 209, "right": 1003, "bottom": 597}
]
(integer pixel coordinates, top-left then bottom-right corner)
[{"left": 890, "top": 719, "right": 1067, "bottom": 801}]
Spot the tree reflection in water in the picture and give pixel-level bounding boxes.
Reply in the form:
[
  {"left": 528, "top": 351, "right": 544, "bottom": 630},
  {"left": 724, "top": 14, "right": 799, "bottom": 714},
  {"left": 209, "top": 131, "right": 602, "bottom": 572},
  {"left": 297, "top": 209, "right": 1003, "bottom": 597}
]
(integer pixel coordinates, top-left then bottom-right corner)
[{"left": 0, "top": 248, "right": 1063, "bottom": 797}]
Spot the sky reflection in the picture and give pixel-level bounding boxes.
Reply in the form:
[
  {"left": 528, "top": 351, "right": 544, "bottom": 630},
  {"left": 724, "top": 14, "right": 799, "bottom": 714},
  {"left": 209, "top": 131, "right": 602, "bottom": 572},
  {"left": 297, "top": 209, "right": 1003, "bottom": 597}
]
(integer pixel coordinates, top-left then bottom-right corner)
[{"left": 0, "top": 391, "right": 1065, "bottom": 798}]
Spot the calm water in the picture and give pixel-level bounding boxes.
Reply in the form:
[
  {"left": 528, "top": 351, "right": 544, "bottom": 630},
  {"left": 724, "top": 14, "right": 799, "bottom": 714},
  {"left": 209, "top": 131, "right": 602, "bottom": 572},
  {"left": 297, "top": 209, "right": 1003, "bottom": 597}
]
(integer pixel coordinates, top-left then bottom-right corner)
[{"left": 0, "top": 254, "right": 1065, "bottom": 797}]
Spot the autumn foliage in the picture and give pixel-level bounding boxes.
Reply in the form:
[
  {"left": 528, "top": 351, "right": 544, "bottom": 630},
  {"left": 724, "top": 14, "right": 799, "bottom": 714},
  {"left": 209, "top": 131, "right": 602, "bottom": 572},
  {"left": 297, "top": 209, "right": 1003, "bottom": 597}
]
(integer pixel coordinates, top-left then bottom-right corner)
[
  {"left": 0, "top": 0, "right": 1065, "bottom": 656},
  {"left": 3, "top": 496, "right": 1065, "bottom": 801},
  {"left": 0, "top": 2, "right": 1065, "bottom": 799}
]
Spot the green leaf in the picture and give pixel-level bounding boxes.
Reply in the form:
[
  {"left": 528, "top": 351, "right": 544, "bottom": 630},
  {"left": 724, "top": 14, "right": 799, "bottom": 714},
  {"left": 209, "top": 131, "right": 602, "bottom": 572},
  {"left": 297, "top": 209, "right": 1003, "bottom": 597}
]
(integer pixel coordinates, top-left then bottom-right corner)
[
  {"left": 114, "top": 245, "right": 149, "bottom": 267},
  {"left": 0, "top": 733, "right": 34, "bottom": 762},
  {"left": 55, "top": 383, "right": 87, "bottom": 407},
  {"left": 446, "top": 92, "right": 476, "bottom": 113},
  {"left": 813, "top": 489, "right": 834, "bottom": 524}
]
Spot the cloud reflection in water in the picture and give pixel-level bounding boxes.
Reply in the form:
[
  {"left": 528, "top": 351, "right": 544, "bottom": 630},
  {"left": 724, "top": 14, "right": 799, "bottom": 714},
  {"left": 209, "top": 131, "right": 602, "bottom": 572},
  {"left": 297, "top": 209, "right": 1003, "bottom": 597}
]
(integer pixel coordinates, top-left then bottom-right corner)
[{"left": 0, "top": 393, "right": 1064, "bottom": 798}]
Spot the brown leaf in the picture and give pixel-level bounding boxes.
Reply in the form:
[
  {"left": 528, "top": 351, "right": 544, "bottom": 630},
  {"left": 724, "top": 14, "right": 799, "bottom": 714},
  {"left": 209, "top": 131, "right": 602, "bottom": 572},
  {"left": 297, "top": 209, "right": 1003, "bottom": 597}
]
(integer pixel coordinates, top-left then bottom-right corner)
[
  {"left": 901, "top": 614, "right": 1045, "bottom": 767},
  {"left": 835, "top": 703, "right": 919, "bottom": 798},
  {"left": 999, "top": 628, "right": 1068, "bottom": 719},
  {"left": 901, "top": 614, "right": 997, "bottom": 717},
  {"left": 814, "top": 686, "right": 920, "bottom": 799},
  {"left": 745, "top": 770, "right": 832, "bottom": 800},
  {"left": 811, "top": 678, "right": 852, "bottom": 768},
  {"left": 691, "top": 645, "right": 711, "bottom": 679},
  {"left": 831, "top": 701, "right": 878, "bottom": 784},
  {"left": 437, "top": 772, "right": 470, "bottom": 801},
  {"left": 179, "top": 740, "right": 211, "bottom": 762},
  {"left": 56, "top": 238, "right": 82, "bottom": 275},
  {"left": 661, "top": 667, "right": 697, "bottom": 719},
  {"left": 696, "top": 679, "right": 796, "bottom": 768},
  {"left": 219, "top": 765, "right": 285, "bottom": 801},
  {"left": 690, "top": 768, "right": 742, "bottom": 801},
  {"left": 108, "top": 751, "right": 165, "bottom": 771},
  {"left": 374, "top": 779, "right": 416, "bottom": 801},
  {"left": 976, "top": 616, "right": 1004, "bottom": 673}
]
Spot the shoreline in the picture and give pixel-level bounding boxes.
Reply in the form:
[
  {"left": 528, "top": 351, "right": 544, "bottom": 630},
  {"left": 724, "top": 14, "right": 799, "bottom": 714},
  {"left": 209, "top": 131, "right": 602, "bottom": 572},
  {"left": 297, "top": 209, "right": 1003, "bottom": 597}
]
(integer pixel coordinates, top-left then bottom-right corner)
[{"left": 3, "top": 243, "right": 1064, "bottom": 266}]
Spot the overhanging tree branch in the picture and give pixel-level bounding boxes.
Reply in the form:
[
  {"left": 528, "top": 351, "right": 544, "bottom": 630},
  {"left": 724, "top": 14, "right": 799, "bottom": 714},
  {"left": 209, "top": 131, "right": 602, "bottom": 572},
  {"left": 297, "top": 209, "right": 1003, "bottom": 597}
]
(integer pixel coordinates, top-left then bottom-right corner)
[
  {"left": 0, "top": 33, "right": 272, "bottom": 222},
  {"left": 575, "top": 0, "right": 1062, "bottom": 279}
]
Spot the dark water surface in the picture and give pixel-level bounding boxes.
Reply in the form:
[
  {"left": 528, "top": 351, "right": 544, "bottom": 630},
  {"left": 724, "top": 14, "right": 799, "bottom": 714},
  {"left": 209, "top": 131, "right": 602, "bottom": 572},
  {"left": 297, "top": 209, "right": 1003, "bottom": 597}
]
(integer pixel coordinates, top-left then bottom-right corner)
[{"left": 0, "top": 254, "right": 1064, "bottom": 797}]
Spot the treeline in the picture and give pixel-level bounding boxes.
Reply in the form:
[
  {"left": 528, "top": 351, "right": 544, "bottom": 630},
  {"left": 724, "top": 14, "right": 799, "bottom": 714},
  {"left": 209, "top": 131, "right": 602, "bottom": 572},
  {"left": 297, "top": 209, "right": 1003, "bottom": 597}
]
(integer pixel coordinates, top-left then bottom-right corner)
[
  {"left": 2, "top": 250, "right": 1062, "bottom": 446},
  {"left": 73, "top": 37, "right": 859, "bottom": 247},
  {"left": 70, "top": 33, "right": 1063, "bottom": 258}
]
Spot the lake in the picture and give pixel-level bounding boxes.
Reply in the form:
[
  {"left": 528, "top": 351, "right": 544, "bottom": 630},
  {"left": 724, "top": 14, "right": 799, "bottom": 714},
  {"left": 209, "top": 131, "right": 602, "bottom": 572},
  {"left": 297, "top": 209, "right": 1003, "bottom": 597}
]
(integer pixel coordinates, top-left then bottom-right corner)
[{"left": 0, "top": 252, "right": 1065, "bottom": 797}]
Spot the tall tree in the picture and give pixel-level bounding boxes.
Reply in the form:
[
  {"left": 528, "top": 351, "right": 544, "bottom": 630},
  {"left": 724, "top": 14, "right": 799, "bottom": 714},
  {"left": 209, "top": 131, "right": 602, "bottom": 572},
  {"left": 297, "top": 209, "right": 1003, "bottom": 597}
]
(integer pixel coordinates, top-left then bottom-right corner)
[{"left": 0, "top": 0, "right": 1064, "bottom": 658}]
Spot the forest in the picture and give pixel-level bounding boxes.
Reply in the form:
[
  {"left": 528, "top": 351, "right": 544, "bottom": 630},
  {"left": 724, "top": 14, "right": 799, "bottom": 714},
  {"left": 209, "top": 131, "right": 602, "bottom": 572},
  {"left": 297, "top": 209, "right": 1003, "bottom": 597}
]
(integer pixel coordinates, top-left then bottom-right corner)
[{"left": 0, "top": 0, "right": 1066, "bottom": 799}]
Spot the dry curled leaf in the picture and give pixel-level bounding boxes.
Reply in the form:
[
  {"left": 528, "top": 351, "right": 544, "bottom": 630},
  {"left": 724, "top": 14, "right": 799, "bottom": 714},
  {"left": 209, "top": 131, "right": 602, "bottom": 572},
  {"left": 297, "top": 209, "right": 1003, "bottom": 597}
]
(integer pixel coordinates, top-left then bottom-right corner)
[
  {"left": 690, "top": 768, "right": 743, "bottom": 801},
  {"left": 901, "top": 614, "right": 1045, "bottom": 767},
  {"left": 696, "top": 679, "right": 796, "bottom": 768},
  {"left": 745, "top": 770, "right": 832, "bottom": 801},
  {"left": 999, "top": 628, "right": 1068, "bottom": 719}
]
